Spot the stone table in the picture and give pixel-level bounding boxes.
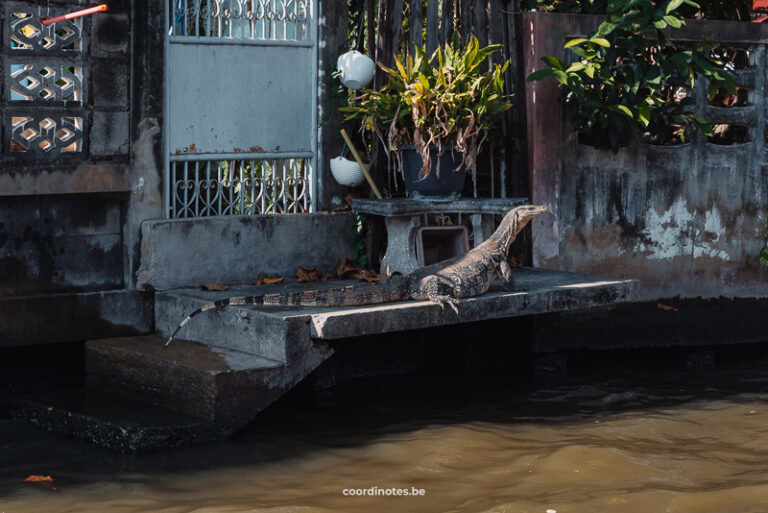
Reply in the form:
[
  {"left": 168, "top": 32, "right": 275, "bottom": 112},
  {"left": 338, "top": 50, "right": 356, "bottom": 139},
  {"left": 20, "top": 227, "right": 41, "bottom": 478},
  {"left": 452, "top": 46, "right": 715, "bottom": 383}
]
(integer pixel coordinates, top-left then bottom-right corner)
[{"left": 351, "top": 198, "right": 528, "bottom": 275}]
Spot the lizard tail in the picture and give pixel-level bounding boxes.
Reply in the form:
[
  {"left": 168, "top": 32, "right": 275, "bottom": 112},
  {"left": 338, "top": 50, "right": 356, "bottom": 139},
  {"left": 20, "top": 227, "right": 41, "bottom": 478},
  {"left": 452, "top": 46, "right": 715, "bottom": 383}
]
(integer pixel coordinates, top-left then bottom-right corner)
[
  {"left": 164, "top": 280, "right": 408, "bottom": 348},
  {"left": 164, "top": 297, "right": 257, "bottom": 347}
]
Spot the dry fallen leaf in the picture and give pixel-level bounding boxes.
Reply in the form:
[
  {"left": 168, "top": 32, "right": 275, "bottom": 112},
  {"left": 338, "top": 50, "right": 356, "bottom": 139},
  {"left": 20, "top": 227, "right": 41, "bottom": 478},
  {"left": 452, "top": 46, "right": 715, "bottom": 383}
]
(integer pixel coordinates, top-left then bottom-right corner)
[
  {"left": 295, "top": 258, "right": 387, "bottom": 284},
  {"left": 657, "top": 303, "right": 679, "bottom": 312},
  {"left": 249, "top": 274, "right": 285, "bottom": 286},
  {"left": 201, "top": 283, "right": 229, "bottom": 291},
  {"left": 249, "top": 273, "right": 266, "bottom": 286},
  {"left": 296, "top": 267, "right": 328, "bottom": 283},
  {"left": 335, "top": 256, "right": 387, "bottom": 282},
  {"left": 339, "top": 268, "right": 387, "bottom": 282},
  {"left": 24, "top": 475, "right": 53, "bottom": 482},
  {"left": 335, "top": 256, "right": 356, "bottom": 277}
]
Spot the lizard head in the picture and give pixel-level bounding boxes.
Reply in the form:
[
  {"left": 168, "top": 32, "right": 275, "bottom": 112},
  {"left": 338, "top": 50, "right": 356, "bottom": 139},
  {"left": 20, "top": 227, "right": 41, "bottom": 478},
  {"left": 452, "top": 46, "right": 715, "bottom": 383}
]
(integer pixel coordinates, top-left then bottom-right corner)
[{"left": 497, "top": 205, "right": 549, "bottom": 252}]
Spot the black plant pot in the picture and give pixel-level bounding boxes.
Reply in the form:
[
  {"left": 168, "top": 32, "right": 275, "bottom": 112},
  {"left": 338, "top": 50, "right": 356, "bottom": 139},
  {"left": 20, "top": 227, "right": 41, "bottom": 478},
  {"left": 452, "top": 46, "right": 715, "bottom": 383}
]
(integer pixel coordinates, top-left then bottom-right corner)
[{"left": 401, "top": 146, "right": 466, "bottom": 200}]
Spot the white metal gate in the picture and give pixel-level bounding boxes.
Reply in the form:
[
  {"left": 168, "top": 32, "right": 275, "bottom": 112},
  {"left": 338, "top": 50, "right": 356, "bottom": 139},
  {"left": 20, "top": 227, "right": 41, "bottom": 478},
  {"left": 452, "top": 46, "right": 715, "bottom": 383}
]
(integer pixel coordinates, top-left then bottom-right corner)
[{"left": 164, "top": 0, "right": 318, "bottom": 218}]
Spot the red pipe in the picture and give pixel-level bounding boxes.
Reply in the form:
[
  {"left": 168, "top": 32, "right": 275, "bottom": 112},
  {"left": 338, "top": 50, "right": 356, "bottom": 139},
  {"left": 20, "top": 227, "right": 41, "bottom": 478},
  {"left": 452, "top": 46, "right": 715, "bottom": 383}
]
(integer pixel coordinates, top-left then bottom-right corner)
[{"left": 40, "top": 4, "right": 108, "bottom": 26}]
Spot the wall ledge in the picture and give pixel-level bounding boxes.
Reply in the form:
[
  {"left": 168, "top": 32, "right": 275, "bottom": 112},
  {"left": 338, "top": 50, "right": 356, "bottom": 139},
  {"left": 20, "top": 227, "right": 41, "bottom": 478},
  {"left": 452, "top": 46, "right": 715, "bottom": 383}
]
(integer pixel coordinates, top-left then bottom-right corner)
[{"left": 0, "top": 163, "right": 130, "bottom": 197}]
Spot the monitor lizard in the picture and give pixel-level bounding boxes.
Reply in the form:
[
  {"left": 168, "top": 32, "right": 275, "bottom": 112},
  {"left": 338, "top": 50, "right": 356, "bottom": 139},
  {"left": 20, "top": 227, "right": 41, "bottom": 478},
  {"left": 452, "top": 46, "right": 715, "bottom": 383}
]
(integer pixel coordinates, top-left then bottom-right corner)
[{"left": 165, "top": 204, "right": 547, "bottom": 347}]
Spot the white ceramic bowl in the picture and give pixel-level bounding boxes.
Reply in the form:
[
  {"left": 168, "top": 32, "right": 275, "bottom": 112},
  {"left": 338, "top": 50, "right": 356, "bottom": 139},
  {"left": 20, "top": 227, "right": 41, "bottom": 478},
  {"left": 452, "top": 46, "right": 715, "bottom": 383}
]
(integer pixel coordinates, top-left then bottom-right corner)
[
  {"left": 337, "top": 50, "right": 375, "bottom": 90},
  {"left": 330, "top": 156, "right": 366, "bottom": 187}
]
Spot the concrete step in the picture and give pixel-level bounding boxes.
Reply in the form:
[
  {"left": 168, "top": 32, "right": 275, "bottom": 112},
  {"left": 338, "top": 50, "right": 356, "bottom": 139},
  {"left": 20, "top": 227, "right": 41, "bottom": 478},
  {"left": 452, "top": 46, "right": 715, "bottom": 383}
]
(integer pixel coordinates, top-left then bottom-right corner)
[
  {"left": 85, "top": 335, "right": 330, "bottom": 425},
  {"left": 156, "top": 268, "right": 639, "bottom": 352},
  {"left": 11, "top": 387, "right": 221, "bottom": 452},
  {"left": 154, "top": 281, "right": 353, "bottom": 362}
]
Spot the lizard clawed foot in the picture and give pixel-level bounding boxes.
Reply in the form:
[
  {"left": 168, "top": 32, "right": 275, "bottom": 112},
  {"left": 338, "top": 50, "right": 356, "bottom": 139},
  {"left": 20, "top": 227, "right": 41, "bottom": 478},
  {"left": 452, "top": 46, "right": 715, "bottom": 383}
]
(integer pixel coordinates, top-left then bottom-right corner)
[{"left": 430, "top": 295, "right": 460, "bottom": 314}]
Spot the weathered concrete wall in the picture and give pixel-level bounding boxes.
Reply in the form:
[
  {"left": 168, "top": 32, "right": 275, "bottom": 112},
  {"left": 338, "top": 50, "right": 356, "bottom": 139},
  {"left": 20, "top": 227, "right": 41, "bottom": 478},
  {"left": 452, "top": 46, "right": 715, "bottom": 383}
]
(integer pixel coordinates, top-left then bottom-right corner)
[
  {"left": 0, "top": 290, "right": 152, "bottom": 348},
  {"left": 0, "top": 194, "right": 123, "bottom": 296},
  {"left": 136, "top": 212, "right": 357, "bottom": 290},
  {"left": 525, "top": 13, "right": 768, "bottom": 300},
  {"left": 125, "top": 0, "right": 165, "bottom": 289}
]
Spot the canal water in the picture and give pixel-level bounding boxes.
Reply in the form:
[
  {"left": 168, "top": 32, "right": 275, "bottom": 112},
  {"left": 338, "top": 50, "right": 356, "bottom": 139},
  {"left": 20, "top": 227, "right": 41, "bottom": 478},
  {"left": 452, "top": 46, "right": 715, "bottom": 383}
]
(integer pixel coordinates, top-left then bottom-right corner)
[{"left": 3, "top": 346, "right": 768, "bottom": 512}]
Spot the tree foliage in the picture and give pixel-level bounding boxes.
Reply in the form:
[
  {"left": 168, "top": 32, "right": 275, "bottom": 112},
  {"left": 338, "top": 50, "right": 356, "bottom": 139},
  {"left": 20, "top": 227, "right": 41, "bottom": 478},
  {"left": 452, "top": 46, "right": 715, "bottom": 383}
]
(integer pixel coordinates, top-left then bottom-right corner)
[
  {"left": 523, "top": 0, "right": 753, "bottom": 20},
  {"left": 527, "top": 0, "right": 737, "bottom": 150}
]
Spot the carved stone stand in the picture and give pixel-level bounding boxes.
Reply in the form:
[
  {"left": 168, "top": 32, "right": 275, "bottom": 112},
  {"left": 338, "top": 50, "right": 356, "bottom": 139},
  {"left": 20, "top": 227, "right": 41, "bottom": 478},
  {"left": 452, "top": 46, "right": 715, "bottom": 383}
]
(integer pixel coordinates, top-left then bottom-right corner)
[{"left": 351, "top": 198, "right": 528, "bottom": 275}]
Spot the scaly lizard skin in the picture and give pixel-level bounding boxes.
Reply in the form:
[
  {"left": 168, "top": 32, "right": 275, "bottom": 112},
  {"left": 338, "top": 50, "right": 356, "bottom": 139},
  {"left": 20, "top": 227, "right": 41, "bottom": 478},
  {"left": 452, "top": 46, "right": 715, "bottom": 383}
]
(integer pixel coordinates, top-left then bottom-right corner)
[{"left": 165, "top": 205, "right": 547, "bottom": 347}]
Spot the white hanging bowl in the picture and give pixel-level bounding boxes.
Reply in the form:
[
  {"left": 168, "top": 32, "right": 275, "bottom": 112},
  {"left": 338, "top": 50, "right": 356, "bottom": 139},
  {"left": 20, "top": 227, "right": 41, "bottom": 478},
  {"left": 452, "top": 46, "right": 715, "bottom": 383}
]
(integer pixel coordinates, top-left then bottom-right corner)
[
  {"left": 337, "top": 50, "right": 375, "bottom": 90},
  {"left": 330, "top": 156, "right": 366, "bottom": 187}
]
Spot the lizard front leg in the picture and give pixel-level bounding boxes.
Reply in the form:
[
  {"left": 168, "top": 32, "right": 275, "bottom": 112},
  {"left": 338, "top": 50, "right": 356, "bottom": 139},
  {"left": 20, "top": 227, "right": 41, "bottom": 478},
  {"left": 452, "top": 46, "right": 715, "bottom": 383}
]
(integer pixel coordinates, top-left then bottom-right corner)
[{"left": 498, "top": 260, "right": 522, "bottom": 292}]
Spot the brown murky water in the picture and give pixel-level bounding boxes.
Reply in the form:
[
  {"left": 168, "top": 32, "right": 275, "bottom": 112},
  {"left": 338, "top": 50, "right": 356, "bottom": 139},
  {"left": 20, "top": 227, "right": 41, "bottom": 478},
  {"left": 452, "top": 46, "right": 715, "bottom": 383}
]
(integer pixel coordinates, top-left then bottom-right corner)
[{"left": 4, "top": 350, "right": 768, "bottom": 513}]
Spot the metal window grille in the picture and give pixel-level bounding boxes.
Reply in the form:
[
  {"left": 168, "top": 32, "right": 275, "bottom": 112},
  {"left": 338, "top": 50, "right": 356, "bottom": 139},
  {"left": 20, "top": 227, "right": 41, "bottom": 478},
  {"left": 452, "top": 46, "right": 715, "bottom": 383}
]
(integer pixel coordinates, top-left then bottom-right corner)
[
  {"left": 164, "top": 0, "right": 318, "bottom": 218},
  {"left": 170, "top": 156, "right": 311, "bottom": 218},
  {"left": 169, "top": 0, "right": 311, "bottom": 41}
]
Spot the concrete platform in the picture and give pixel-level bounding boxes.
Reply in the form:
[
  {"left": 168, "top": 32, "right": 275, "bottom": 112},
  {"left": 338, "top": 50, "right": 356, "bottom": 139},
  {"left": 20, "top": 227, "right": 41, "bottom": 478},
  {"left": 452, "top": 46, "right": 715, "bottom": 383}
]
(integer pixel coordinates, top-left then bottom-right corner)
[
  {"left": 86, "top": 334, "right": 330, "bottom": 424},
  {"left": 12, "top": 334, "right": 332, "bottom": 452},
  {"left": 87, "top": 336, "right": 282, "bottom": 419},
  {"left": 12, "top": 388, "right": 219, "bottom": 453},
  {"left": 157, "top": 268, "right": 638, "bottom": 350},
  {"left": 14, "top": 268, "right": 638, "bottom": 452}
]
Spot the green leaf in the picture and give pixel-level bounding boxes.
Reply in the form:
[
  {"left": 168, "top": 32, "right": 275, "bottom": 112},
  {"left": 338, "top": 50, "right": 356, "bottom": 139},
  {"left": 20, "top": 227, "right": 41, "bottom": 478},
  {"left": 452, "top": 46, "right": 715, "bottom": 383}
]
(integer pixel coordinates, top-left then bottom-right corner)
[
  {"left": 646, "top": 66, "right": 662, "bottom": 85},
  {"left": 654, "top": 20, "right": 667, "bottom": 29},
  {"left": 566, "top": 62, "right": 586, "bottom": 73},
  {"left": 552, "top": 70, "right": 569, "bottom": 85},
  {"left": 378, "top": 64, "right": 398, "bottom": 77},
  {"left": 598, "top": 21, "right": 617, "bottom": 35},
  {"left": 663, "top": 15, "right": 683, "bottom": 28},
  {"left": 527, "top": 69, "right": 555, "bottom": 82},
  {"left": 569, "top": 46, "right": 588, "bottom": 58},
  {"left": 638, "top": 105, "right": 651, "bottom": 127},
  {"left": 542, "top": 56, "right": 565, "bottom": 71},
  {"left": 616, "top": 105, "right": 633, "bottom": 118},
  {"left": 666, "top": 0, "right": 684, "bottom": 13},
  {"left": 564, "top": 38, "right": 589, "bottom": 48},
  {"left": 395, "top": 57, "right": 407, "bottom": 80},
  {"left": 589, "top": 38, "right": 611, "bottom": 48}
]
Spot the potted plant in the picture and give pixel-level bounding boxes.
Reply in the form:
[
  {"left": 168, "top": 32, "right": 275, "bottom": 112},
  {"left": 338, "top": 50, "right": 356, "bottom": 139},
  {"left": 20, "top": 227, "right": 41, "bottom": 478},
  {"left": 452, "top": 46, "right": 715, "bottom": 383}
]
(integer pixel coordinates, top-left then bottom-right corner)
[{"left": 339, "top": 34, "right": 512, "bottom": 199}]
